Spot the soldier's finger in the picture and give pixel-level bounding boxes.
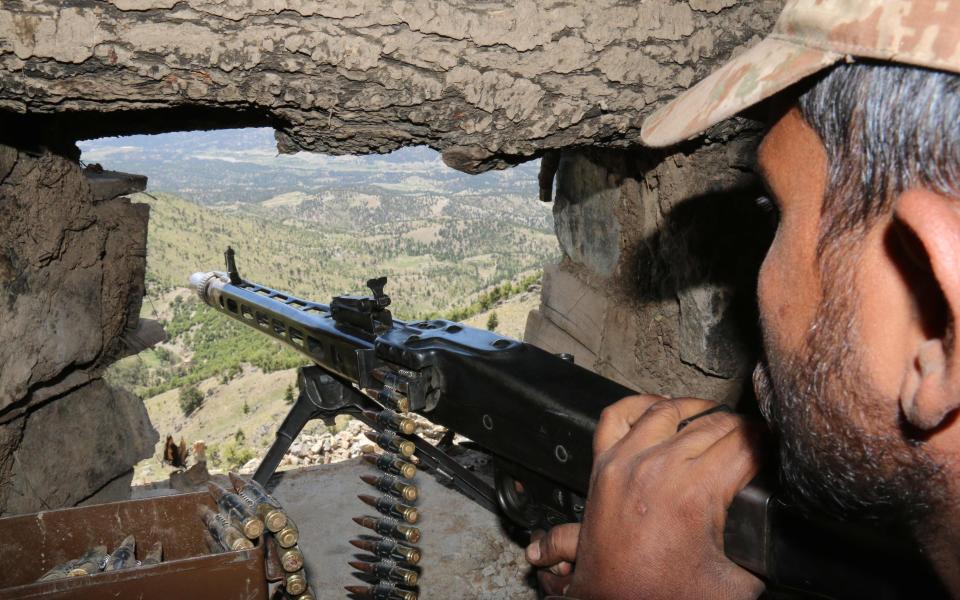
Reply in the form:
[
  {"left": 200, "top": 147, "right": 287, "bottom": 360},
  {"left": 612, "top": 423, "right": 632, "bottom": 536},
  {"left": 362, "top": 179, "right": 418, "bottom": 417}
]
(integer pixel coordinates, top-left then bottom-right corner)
[
  {"left": 668, "top": 410, "right": 744, "bottom": 457},
  {"left": 526, "top": 523, "right": 580, "bottom": 567},
  {"left": 537, "top": 569, "right": 574, "bottom": 597},
  {"left": 594, "top": 394, "right": 666, "bottom": 458},
  {"left": 608, "top": 397, "right": 719, "bottom": 460},
  {"left": 695, "top": 421, "right": 766, "bottom": 505}
]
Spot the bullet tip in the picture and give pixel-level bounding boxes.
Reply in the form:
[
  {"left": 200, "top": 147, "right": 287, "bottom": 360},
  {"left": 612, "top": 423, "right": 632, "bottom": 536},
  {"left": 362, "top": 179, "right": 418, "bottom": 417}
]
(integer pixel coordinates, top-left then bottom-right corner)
[
  {"left": 349, "top": 539, "right": 372, "bottom": 551},
  {"left": 359, "top": 474, "right": 377, "bottom": 485},
  {"left": 227, "top": 472, "right": 244, "bottom": 490}
]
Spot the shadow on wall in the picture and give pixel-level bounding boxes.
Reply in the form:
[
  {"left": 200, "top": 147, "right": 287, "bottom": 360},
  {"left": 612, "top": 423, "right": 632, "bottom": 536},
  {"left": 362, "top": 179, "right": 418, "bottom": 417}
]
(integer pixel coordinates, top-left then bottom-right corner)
[
  {"left": 630, "top": 182, "right": 775, "bottom": 395},
  {"left": 547, "top": 143, "right": 774, "bottom": 406}
]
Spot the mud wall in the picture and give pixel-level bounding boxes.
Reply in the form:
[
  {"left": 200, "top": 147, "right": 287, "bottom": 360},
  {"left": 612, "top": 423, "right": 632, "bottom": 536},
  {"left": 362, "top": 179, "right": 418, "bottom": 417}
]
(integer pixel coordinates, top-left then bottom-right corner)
[{"left": 526, "top": 139, "right": 773, "bottom": 403}]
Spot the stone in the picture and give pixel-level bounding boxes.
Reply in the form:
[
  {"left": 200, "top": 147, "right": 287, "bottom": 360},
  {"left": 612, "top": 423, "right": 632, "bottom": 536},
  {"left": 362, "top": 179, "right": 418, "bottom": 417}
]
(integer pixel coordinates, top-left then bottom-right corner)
[
  {"left": 0, "top": 142, "right": 155, "bottom": 516},
  {"left": 527, "top": 141, "right": 772, "bottom": 404},
  {"left": 537, "top": 265, "right": 609, "bottom": 353},
  {"left": 524, "top": 308, "right": 598, "bottom": 369},
  {"left": 0, "top": 146, "right": 149, "bottom": 417},
  {"left": 2, "top": 379, "right": 157, "bottom": 515},
  {"left": 78, "top": 469, "right": 136, "bottom": 507},
  {"left": 83, "top": 167, "right": 148, "bottom": 203}
]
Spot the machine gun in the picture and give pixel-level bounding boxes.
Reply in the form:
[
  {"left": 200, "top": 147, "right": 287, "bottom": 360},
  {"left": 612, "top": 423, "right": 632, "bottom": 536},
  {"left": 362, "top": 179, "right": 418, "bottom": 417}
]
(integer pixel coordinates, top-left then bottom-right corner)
[{"left": 189, "top": 248, "right": 943, "bottom": 599}]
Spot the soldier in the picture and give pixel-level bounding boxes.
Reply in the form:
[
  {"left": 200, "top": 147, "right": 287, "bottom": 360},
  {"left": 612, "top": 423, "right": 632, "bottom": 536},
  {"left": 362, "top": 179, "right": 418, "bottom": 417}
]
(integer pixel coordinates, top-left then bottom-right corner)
[{"left": 527, "top": 1, "right": 960, "bottom": 598}]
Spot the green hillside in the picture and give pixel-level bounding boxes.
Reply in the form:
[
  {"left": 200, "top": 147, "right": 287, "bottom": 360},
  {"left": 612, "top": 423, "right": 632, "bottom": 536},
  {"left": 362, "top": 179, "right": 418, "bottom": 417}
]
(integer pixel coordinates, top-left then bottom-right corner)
[{"left": 139, "top": 191, "right": 556, "bottom": 318}]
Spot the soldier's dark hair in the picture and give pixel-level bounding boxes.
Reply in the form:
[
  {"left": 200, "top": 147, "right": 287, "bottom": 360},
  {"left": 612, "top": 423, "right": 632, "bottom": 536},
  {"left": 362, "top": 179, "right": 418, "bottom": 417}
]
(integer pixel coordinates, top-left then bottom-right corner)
[{"left": 797, "top": 62, "right": 960, "bottom": 249}]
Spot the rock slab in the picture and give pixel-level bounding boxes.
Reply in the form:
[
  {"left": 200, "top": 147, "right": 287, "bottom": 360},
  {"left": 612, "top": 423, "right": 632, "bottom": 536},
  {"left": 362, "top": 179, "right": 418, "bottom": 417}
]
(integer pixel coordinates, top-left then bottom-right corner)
[
  {"left": 0, "top": 143, "right": 158, "bottom": 515},
  {"left": 0, "top": 0, "right": 781, "bottom": 173}
]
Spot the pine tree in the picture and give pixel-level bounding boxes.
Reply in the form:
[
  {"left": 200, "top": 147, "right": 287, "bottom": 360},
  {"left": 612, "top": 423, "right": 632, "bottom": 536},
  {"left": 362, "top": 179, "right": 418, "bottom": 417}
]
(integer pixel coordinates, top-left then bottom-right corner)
[{"left": 178, "top": 385, "right": 204, "bottom": 416}]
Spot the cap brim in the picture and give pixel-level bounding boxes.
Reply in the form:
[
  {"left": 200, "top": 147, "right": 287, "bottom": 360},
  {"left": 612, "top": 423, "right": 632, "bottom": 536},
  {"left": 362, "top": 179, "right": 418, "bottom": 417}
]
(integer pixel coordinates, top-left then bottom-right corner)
[{"left": 640, "top": 37, "right": 843, "bottom": 148}]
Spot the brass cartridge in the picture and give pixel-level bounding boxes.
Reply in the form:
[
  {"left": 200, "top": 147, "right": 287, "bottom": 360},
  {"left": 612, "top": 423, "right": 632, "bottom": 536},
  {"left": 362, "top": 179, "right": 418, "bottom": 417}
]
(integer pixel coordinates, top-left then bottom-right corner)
[
  {"left": 364, "top": 410, "right": 417, "bottom": 436},
  {"left": 363, "top": 453, "right": 416, "bottom": 480},
  {"left": 141, "top": 541, "right": 163, "bottom": 566},
  {"left": 360, "top": 474, "right": 418, "bottom": 503},
  {"left": 285, "top": 570, "right": 308, "bottom": 595},
  {"left": 38, "top": 546, "right": 107, "bottom": 581},
  {"left": 278, "top": 545, "right": 305, "bottom": 572},
  {"left": 352, "top": 516, "right": 421, "bottom": 544},
  {"left": 200, "top": 505, "right": 254, "bottom": 551},
  {"left": 344, "top": 583, "right": 417, "bottom": 600},
  {"left": 229, "top": 472, "right": 288, "bottom": 533},
  {"left": 103, "top": 535, "right": 136, "bottom": 572},
  {"left": 358, "top": 494, "right": 418, "bottom": 524},
  {"left": 348, "top": 559, "right": 419, "bottom": 587},
  {"left": 349, "top": 538, "right": 420, "bottom": 565},
  {"left": 202, "top": 529, "right": 224, "bottom": 553},
  {"left": 362, "top": 387, "right": 411, "bottom": 414},
  {"left": 364, "top": 431, "right": 415, "bottom": 458},
  {"left": 208, "top": 482, "right": 264, "bottom": 539},
  {"left": 275, "top": 518, "right": 300, "bottom": 548}
]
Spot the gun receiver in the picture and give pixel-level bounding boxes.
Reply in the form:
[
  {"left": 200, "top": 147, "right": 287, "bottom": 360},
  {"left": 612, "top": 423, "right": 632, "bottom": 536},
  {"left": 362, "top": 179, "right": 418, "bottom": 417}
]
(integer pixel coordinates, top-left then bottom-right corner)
[{"left": 189, "top": 253, "right": 944, "bottom": 599}]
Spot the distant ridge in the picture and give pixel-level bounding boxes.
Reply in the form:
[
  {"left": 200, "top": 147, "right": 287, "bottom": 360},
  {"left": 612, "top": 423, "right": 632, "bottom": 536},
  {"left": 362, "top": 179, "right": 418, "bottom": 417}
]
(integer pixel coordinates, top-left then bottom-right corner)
[{"left": 79, "top": 128, "right": 541, "bottom": 205}]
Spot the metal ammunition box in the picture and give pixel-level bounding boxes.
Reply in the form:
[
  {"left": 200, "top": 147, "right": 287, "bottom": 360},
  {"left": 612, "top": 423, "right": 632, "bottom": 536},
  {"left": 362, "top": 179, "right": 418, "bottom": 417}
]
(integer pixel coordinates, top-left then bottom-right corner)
[{"left": 0, "top": 492, "right": 267, "bottom": 600}]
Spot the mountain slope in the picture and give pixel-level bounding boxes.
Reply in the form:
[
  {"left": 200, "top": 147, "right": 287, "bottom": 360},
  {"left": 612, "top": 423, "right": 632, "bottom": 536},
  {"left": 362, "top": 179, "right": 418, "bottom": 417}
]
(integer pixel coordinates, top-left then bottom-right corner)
[{"left": 139, "top": 192, "right": 556, "bottom": 318}]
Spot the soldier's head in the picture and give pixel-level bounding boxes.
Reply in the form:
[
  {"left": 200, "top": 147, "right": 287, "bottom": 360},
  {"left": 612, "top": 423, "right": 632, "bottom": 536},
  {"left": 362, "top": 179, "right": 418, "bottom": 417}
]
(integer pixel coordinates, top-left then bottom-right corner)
[{"left": 642, "top": 0, "right": 960, "bottom": 526}]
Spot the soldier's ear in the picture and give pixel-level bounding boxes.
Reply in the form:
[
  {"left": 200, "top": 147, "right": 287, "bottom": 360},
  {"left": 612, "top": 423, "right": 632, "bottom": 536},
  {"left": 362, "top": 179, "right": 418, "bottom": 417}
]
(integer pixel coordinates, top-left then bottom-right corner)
[{"left": 892, "top": 189, "right": 960, "bottom": 430}]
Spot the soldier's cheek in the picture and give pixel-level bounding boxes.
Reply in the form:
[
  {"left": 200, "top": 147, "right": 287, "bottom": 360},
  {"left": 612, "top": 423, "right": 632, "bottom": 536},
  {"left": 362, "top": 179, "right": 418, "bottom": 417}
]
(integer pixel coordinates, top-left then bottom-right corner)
[
  {"left": 757, "top": 234, "right": 786, "bottom": 337},
  {"left": 756, "top": 229, "right": 813, "bottom": 356},
  {"left": 753, "top": 108, "right": 829, "bottom": 353}
]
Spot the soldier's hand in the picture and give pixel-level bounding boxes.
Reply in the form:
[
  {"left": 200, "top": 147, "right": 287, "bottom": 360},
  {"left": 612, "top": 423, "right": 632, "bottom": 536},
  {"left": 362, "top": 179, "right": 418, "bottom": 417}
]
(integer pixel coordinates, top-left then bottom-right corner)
[
  {"left": 526, "top": 523, "right": 580, "bottom": 595},
  {"left": 530, "top": 395, "right": 766, "bottom": 600}
]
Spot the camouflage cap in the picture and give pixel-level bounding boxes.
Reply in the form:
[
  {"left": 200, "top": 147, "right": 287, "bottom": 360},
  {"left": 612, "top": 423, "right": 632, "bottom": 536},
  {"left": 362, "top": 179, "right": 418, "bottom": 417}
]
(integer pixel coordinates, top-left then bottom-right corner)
[{"left": 641, "top": 0, "right": 960, "bottom": 147}]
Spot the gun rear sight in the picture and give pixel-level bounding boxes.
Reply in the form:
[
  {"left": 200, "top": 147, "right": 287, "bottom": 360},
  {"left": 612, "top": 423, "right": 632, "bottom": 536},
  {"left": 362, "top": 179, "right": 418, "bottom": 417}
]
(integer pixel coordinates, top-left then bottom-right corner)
[
  {"left": 366, "top": 276, "right": 391, "bottom": 309},
  {"left": 330, "top": 275, "right": 394, "bottom": 333}
]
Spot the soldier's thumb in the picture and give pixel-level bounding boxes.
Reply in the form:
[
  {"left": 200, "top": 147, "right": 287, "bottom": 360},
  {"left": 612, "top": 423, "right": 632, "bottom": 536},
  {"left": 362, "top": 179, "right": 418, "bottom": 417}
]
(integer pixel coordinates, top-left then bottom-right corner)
[{"left": 526, "top": 523, "right": 580, "bottom": 566}]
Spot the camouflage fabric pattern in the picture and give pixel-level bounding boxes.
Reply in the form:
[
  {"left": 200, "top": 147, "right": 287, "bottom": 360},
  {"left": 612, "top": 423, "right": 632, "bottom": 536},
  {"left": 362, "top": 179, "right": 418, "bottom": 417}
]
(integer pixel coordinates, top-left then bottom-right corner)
[{"left": 641, "top": 0, "right": 960, "bottom": 147}]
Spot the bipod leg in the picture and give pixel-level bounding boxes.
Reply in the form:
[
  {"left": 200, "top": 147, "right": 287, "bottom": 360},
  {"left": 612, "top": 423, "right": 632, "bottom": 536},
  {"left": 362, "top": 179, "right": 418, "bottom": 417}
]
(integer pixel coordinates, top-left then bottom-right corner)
[{"left": 253, "top": 366, "right": 358, "bottom": 486}]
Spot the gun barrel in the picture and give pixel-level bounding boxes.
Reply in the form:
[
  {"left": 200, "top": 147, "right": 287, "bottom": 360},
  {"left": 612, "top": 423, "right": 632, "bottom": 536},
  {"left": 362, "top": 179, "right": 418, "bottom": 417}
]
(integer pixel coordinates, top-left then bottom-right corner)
[{"left": 189, "top": 271, "right": 369, "bottom": 383}]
